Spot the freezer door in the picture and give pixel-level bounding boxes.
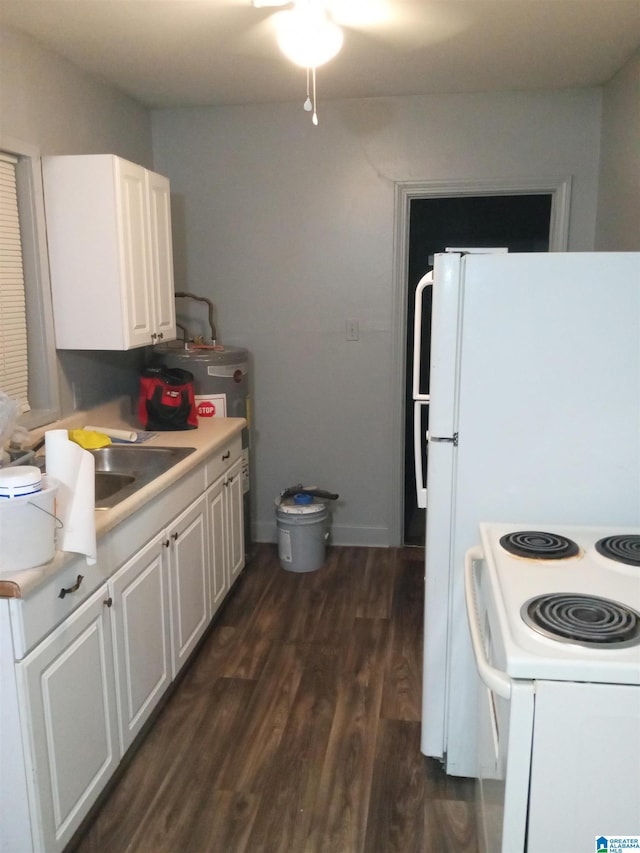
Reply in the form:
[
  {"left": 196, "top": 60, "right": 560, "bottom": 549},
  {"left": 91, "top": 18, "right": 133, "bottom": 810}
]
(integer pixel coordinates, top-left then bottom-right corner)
[{"left": 420, "top": 437, "right": 456, "bottom": 758}]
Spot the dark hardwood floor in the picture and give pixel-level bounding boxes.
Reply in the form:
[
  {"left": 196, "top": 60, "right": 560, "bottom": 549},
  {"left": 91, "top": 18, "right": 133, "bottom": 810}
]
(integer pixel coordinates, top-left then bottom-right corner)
[{"left": 72, "top": 544, "right": 478, "bottom": 853}]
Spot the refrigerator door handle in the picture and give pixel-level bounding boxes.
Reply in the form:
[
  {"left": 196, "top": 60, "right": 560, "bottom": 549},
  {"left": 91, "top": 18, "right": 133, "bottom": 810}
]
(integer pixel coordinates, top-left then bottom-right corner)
[
  {"left": 414, "top": 401, "right": 428, "bottom": 509},
  {"left": 429, "top": 432, "right": 459, "bottom": 446},
  {"left": 412, "top": 271, "right": 433, "bottom": 401}
]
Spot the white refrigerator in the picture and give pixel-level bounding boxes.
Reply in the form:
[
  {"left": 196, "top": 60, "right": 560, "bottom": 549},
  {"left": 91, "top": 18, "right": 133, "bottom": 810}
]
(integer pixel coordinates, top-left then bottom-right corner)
[{"left": 414, "top": 250, "right": 640, "bottom": 777}]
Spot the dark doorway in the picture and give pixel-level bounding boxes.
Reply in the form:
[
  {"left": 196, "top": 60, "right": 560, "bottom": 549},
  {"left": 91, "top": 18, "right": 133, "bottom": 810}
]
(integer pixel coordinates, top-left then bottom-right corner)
[{"left": 403, "top": 193, "right": 553, "bottom": 546}]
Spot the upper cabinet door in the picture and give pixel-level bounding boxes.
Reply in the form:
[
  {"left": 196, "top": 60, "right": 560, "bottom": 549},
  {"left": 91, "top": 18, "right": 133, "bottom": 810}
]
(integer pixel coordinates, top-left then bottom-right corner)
[
  {"left": 43, "top": 154, "right": 176, "bottom": 350},
  {"left": 146, "top": 170, "right": 176, "bottom": 344},
  {"left": 116, "top": 157, "right": 155, "bottom": 349}
]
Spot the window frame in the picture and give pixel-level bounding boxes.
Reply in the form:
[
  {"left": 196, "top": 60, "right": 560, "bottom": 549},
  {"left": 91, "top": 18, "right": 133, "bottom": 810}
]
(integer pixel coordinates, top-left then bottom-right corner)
[{"left": 1, "top": 134, "right": 59, "bottom": 429}]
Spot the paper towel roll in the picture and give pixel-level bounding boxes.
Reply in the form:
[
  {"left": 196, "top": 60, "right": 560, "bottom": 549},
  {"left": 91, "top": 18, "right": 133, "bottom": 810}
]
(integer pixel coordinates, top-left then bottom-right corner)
[
  {"left": 84, "top": 425, "right": 138, "bottom": 443},
  {"left": 45, "top": 429, "right": 97, "bottom": 564}
]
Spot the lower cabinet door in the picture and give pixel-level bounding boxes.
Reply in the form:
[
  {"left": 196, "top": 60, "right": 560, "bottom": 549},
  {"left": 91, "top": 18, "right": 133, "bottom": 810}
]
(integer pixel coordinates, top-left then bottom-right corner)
[
  {"left": 168, "top": 493, "right": 209, "bottom": 677},
  {"left": 226, "top": 457, "right": 245, "bottom": 584},
  {"left": 110, "top": 532, "right": 172, "bottom": 753},
  {"left": 16, "top": 584, "right": 120, "bottom": 853},
  {"left": 207, "top": 474, "right": 228, "bottom": 617}
]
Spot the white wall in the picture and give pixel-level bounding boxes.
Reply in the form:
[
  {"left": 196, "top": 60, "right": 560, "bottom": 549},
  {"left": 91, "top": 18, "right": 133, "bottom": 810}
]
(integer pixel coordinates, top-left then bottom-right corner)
[
  {"left": 152, "top": 88, "right": 602, "bottom": 545},
  {"left": 1, "top": 27, "right": 151, "bottom": 163},
  {"left": 0, "top": 26, "right": 153, "bottom": 414},
  {"left": 595, "top": 49, "right": 640, "bottom": 250}
]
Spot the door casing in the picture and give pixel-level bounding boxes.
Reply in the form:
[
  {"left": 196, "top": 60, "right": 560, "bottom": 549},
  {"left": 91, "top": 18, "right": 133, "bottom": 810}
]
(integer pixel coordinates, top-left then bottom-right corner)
[{"left": 389, "top": 176, "right": 572, "bottom": 546}]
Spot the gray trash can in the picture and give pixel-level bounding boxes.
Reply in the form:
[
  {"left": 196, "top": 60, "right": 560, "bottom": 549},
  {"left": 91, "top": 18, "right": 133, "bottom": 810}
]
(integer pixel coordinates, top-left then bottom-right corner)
[{"left": 276, "top": 493, "right": 330, "bottom": 573}]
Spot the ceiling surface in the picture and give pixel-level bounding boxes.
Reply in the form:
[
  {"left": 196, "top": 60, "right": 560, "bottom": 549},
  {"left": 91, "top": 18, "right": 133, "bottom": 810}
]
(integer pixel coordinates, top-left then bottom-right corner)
[{"left": 1, "top": 0, "right": 639, "bottom": 108}]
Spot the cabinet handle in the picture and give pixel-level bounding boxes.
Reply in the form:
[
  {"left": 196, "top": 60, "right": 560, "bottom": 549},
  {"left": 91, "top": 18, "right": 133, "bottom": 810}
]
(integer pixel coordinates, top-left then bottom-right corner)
[
  {"left": 58, "top": 574, "right": 84, "bottom": 599},
  {"left": 158, "top": 332, "right": 164, "bottom": 340},
  {"left": 104, "top": 596, "right": 113, "bottom": 608},
  {"left": 151, "top": 332, "right": 158, "bottom": 342},
  {"left": 164, "top": 539, "right": 171, "bottom": 548},
  {"left": 222, "top": 451, "right": 230, "bottom": 460},
  {"left": 171, "top": 532, "right": 179, "bottom": 541}
]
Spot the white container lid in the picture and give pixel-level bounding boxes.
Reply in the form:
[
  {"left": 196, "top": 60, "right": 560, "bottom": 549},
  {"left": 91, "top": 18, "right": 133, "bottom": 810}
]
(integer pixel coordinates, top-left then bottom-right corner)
[{"left": 0, "top": 465, "right": 42, "bottom": 499}]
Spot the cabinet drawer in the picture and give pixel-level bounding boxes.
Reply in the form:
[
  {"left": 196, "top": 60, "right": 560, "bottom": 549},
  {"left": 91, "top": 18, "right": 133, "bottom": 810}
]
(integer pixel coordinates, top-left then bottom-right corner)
[
  {"left": 205, "top": 436, "right": 242, "bottom": 486},
  {"left": 9, "top": 544, "right": 110, "bottom": 660}
]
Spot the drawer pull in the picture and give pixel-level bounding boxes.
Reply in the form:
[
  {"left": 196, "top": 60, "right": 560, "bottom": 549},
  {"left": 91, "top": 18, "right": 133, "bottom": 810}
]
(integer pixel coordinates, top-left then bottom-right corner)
[
  {"left": 222, "top": 451, "right": 231, "bottom": 460},
  {"left": 59, "top": 574, "right": 84, "bottom": 599},
  {"left": 104, "top": 596, "right": 113, "bottom": 608}
]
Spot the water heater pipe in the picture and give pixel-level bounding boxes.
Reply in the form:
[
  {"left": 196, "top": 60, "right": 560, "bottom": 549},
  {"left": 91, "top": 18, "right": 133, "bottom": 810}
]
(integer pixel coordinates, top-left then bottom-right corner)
[{"left": 174, "top": 292, "right": 217, "bottom": 344}]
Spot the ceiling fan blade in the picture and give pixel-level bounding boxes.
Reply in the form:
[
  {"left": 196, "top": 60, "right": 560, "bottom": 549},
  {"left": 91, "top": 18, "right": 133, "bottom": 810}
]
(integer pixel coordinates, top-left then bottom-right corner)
[
  {"left": 232, "top": 12, "right": 286, "bottom": 58},
  {"left": 328, "top": 0, "right": 471, "bottom": 50}
]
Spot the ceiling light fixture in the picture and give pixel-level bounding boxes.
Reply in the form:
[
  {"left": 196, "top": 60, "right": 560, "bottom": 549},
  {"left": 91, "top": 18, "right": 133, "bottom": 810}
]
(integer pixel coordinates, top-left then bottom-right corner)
[
  {"left": 276, "top": 1, "right": 343, "bottom": 68},
  {"left": 274, "top": 0, "right": 343, "bottom": 125}
]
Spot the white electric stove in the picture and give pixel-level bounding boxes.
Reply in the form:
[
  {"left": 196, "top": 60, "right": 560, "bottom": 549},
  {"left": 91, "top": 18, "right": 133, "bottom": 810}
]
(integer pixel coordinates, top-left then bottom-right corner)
[{"left": 465, "top": 523, "right": 640, "bottom": 853}]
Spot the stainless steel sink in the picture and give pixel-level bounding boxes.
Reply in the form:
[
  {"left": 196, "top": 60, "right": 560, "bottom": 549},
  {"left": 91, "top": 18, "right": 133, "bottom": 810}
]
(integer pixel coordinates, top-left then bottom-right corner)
[
  {"left": 91, "top": 445, "right": 196, "bottom": 509},
  {"left": 95, "top": 472, "right": 135, "bottom": 502}
]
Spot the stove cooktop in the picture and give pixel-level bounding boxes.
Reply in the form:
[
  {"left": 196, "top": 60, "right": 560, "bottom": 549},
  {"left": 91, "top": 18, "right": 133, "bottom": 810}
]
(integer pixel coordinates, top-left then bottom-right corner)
[{"left": 478, "top": 522, "right": 640, "bottom": 684}]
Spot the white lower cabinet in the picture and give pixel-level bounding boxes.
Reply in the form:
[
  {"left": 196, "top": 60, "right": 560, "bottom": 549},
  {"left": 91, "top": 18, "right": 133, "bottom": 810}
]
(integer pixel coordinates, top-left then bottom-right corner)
[
  {"left": 109, "top": 532, "right": 172, "bottom": 754},
  {"left": 207, "top": 471, "right": 228, "bottom": 614},
  {"left": 206, "top": 456, "right": 245, "bottom": 618},
  {"left": 226, "top": 456, "right": 245, "bottom": 585},
  {"left": 1, "top": 438, "right": 245, "bottom": 852},
  {"left": 110, "top": 491, "right": 210, "bottom": 748},
  {"left": 167, "top": 493, "right": 209, "bottom": 677},
  {"left": 15, "top": 585, "right": 120, "bottom": 853}
]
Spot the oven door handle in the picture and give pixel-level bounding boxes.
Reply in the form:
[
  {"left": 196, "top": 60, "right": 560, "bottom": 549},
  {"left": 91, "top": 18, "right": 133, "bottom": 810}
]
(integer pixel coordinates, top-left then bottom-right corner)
[{"left": 464, "top": 546, "right": 512, "bottom": 700}]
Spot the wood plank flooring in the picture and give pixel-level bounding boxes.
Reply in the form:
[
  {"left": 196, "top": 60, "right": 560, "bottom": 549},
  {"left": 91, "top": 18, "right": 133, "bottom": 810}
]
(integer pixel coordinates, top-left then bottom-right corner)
[{"left": 71, "top": 545, "right": 478, "bottom": 853}]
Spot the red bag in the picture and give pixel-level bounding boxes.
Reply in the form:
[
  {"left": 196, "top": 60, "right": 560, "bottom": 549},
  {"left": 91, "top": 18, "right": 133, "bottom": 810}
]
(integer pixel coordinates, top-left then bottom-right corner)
[{"left": 138, "top": 365, "right": 198, "bottom": 431}]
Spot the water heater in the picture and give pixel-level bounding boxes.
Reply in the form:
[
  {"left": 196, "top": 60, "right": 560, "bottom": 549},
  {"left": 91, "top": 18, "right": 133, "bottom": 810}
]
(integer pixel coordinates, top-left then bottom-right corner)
[{"left": 154, "top": 343, "right": 251, "bottom": 553}]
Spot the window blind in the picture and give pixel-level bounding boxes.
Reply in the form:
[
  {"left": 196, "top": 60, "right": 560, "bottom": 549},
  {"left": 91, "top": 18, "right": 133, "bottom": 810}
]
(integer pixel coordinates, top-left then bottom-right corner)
[{"left": 0, "top": 152, "right": 30, "bottom": 413}]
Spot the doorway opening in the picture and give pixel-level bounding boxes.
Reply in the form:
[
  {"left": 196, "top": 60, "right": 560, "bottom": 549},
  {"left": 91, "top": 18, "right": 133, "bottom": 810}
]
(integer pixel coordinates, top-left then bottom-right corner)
[{"left": 403, "top": 193, "right": 553, "bottom": 546}]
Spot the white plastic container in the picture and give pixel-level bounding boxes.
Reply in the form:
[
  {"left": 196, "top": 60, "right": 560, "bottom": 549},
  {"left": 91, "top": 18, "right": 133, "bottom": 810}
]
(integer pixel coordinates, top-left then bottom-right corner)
[
  {"left": 276, "top": 496, "right": 329, "bottom": 573},
  {"left": 0, "top": 476, "right": 58, "bottom": 571},
  {"left": 0, "top": 465, "right": 42, "bottom": 499}
]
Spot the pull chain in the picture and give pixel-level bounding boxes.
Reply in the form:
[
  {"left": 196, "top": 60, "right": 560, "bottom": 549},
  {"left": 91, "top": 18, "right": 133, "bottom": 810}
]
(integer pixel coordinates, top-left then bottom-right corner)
[
  {"left": 312, "top": 67, "right": 318, "bottom": 125},
  {"left": 304, "top": 67, "right": 312, "bottom": 112},
  {"left": 303, "top": 66, "right": 319, "bottom": 125}
]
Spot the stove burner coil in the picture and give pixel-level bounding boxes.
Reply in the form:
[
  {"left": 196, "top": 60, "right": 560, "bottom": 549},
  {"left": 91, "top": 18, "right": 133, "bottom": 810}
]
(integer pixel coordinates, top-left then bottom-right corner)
[
  {"left": 521, "top": 593, "right": 640, "bottom": 648},
  {"left": 500, "top": 531, "right": 579, "bottom": 560},
  {"left": 595, "top": 535, "right": 640, "bottom": 567}
]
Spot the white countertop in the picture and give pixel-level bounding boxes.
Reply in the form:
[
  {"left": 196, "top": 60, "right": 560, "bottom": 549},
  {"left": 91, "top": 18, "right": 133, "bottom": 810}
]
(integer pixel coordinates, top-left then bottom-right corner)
[{"left": 0, "top": 398, "right": 245, "bottom": 599}]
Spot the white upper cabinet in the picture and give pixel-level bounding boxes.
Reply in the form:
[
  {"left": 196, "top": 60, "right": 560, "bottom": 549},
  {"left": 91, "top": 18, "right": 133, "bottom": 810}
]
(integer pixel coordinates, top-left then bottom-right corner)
[{"left": 42, "top": 154, "right": 176, "bottom": 350}]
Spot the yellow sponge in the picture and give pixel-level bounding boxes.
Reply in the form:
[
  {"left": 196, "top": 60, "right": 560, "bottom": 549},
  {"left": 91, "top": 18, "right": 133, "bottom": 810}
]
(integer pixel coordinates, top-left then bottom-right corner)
[{"left": 68, "top": 429, "right": 112, "bottom": 450}]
